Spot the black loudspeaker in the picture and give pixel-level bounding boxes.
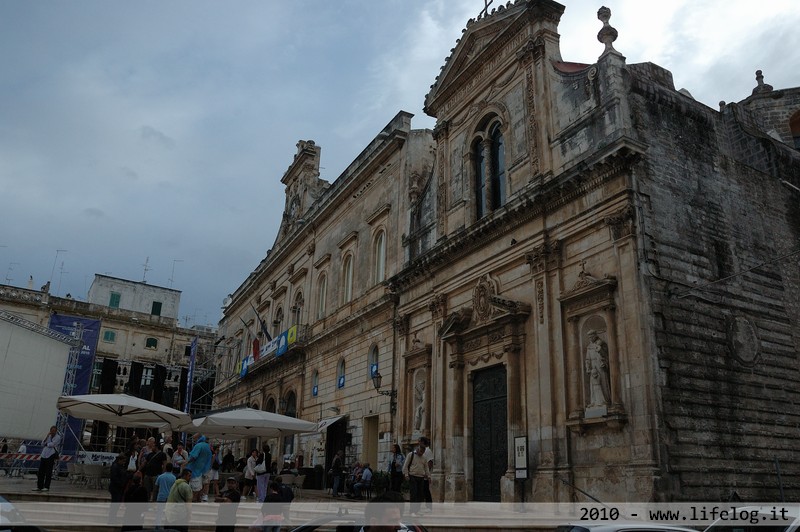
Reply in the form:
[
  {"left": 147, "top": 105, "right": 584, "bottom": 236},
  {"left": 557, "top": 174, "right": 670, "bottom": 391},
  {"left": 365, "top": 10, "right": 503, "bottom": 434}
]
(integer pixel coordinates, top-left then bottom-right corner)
[
  {"left": 178, "top": 368, "right": 188, "bottom": 411},
  {"left": 140, "top": 384, "right": 153, "bottom": 401},
  {"left": 153, "top": 365, "right": 167, "bottom": 403},
  {"left": 101, "top": 359, "right": 118, "bottom": 393},
  {"left": 163, "top": 388, "right": 176, "bottom": 410},
  {"left": 128, "top": 361, "right": 143, "bottom": 397}
]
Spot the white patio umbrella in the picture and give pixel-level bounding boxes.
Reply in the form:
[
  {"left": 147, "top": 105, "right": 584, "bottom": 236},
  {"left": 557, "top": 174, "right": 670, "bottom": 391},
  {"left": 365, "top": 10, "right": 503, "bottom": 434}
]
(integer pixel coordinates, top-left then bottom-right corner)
[
  {"left": 57, "top": 393, "right": 191, "bottom": 429},
  {"left": 177, "top": 407, "right": 317, "bottom": 438}
]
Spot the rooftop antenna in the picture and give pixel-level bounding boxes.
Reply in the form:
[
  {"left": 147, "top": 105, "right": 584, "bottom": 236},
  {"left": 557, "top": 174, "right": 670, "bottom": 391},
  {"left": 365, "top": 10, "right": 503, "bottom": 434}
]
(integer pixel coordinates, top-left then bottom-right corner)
[
  {"left": 142, "top": 256, "right": 151, "bottom": 283},
  {"left": 5, "top": 262, "right": 19, "bottom": 284},
  {"left": 56, "top": 261, "right": 68, "bottom": 296},
  {"left": 169, "top": 259, "right": 184, "bottom": 288},
  {"left": 50, "top": 249, "right": 67, "bottom": 284}
]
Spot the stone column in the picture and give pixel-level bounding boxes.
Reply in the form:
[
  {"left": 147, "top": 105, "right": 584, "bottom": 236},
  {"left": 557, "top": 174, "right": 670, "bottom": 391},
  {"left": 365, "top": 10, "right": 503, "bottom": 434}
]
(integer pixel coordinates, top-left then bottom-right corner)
[
  {"left": 446, "top": 352, "right": 466, "bottom": 502},
  {"left": 601, "top": 307, "right": 622, "bottom": 412},
  {"left": 501, "top": 344, "right": 523, "bottom": 502},
  {"left": 566, "top": 316, "right": 582, "bottom": 419},
  {"left": 428, "top": 294, "right": 446, "bottom": 502}
]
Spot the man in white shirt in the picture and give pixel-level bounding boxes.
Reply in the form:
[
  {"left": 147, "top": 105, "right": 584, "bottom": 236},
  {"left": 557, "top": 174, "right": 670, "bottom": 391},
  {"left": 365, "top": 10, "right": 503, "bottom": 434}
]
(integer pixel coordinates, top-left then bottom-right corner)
[
  {"left": 402, "top": 445, "right": 429, "bottom": 515},
  {"left": 34, "top": 425, "right": 61, "bottom": 492}
]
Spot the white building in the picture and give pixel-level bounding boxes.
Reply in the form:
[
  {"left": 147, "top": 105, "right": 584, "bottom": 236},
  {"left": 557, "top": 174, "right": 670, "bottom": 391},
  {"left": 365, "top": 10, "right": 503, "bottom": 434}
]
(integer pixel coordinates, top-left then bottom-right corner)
[{"left": 87, "top": 274, "right": 181, "bottom": 320}]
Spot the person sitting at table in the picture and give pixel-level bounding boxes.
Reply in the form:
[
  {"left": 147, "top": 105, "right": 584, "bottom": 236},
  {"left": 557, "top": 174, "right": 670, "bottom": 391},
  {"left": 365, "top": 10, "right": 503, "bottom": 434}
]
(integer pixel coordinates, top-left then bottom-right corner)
[
  {"left": 345, "top": 462, "right": 363, "bottom": 497},
  {"left": 352, "top": 463, "right": 373, "bottom": 500}
]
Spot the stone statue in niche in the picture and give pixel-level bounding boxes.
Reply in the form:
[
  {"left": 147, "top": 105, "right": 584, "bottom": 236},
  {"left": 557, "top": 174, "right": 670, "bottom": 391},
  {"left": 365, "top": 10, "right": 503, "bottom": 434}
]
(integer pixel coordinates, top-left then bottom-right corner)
[
  {"left": 585, "top": 329, "right": 611, "bottom": 415},
  {"left": 413, "top": 374, "right": 426, "bottom": 432}
]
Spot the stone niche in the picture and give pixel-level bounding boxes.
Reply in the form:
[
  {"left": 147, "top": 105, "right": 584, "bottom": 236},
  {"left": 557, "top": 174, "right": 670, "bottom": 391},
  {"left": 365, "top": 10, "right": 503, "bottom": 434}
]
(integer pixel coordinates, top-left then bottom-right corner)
[
  {"left": 559, "top": 265, "right": 626, "bottom": 433},
  {"left": 403, "top": 335, "right": 431, "bottom": 442}
]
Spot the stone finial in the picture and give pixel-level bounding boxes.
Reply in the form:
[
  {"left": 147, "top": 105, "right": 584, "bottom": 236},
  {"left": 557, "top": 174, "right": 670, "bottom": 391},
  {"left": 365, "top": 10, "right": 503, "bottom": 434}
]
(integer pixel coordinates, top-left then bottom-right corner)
[
  {"left": 752, "top": 69, "right": 773, "bottom": 95},
  {"left": 597, "top": 6, "right": 618, "bottom": 53}
]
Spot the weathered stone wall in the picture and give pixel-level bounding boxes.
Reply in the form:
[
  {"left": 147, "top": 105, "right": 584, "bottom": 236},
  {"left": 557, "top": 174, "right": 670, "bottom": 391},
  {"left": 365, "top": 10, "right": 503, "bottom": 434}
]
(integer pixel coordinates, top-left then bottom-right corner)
[{"left": 628, "top": 66, "right": 800, "bottom": 501}]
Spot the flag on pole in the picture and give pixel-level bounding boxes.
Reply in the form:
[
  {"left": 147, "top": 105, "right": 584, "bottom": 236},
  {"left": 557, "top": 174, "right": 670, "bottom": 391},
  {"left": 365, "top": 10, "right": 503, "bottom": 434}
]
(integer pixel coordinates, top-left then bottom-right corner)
[
  {"left": 239, "top": 317, "right": 254, "bottom": 336},
  {"left": 251, "top": 303, "right": 272, "bottom": 341},
  {"left": 184, "top": 336, "right": 198, "bottom": 414}
]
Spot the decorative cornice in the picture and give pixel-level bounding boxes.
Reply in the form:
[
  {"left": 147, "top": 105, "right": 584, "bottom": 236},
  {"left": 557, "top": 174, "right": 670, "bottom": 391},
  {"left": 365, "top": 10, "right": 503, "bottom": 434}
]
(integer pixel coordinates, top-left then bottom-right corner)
[
  {"left": 288, "top": 267, "right": 308, "bottom": 285},
  {"left": 313, "top": 253, "right": 331, "bottom": 270},
  {"left": 272, "top": 285, "right": 287, "bottom": 301},
  {"left": 337, "top": 231, "right": 358, "bottom": 250},
  {"left": 366, "top": 203, "right": 391, "bottom": 226}
]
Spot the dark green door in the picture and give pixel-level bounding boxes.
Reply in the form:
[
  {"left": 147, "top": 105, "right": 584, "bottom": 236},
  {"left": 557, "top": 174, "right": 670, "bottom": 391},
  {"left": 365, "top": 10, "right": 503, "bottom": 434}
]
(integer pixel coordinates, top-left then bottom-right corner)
[{"left": 472, "top": 364, "right": 507, "bottom": 501}]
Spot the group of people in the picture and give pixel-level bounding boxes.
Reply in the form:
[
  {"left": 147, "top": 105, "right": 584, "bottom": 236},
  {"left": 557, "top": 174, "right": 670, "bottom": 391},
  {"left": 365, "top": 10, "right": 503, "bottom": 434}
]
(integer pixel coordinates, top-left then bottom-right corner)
[
  {"left": 26, "top": 425, "right": 437, "bottom": 528},
  {"left": 328, "top": 436, "right": 434, "bottom": 516},
  {"left": 341, "top": 461, "right": 373, "bottom": 499}
]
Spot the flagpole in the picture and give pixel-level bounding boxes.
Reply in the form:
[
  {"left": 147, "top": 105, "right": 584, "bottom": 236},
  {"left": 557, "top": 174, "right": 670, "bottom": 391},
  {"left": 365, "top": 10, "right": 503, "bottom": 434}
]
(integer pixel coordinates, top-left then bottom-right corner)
[{"left": 182, "top": 335, "right": 198, "bottom": 445}]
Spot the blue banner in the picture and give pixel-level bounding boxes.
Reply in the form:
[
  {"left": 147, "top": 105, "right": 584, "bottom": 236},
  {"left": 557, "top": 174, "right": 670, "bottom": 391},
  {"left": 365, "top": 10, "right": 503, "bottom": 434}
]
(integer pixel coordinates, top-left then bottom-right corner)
[{"left": 48, "top": 314, "right": 101, "bottom": 457}]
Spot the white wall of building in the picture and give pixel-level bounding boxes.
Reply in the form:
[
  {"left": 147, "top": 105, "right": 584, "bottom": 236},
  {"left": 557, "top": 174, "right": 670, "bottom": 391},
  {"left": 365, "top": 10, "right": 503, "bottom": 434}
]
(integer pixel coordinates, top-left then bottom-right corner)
[{"left": 88, "top": 274, "right": 181, "bottom": 319}]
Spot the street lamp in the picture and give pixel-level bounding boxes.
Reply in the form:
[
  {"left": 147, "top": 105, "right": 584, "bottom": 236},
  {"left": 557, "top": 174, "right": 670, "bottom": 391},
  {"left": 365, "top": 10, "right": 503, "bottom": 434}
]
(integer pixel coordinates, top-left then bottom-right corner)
[{"left": 371, "top": 371, "right": 397, "bottom": 414}]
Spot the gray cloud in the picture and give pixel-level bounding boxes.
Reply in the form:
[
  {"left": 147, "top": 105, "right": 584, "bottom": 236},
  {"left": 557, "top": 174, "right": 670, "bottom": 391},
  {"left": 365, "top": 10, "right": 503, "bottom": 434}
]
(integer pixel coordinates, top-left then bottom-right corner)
[
  {"left": 82, "top": 207, "right": 105, "bottom": 218},
  {"left": 140, "top": 125, "right": 176, "bottom": 150},
  {"left": 120, "top": 166, "right": 139, "bottom": 180}
]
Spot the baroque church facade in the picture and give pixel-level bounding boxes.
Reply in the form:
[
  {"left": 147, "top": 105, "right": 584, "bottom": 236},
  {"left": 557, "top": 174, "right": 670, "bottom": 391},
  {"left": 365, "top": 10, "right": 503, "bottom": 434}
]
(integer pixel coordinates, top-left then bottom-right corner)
[{"left": 216, "top": 0, "right": 800, "bottom": 503}]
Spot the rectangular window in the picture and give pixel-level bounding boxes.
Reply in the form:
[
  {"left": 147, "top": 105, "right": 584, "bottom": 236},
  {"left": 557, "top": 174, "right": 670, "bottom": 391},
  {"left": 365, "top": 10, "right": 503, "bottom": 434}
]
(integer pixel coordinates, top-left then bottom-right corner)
[
  {"left": 109, "top": 292, "right": 121, "bottom": 308},
  {"left": 102, "top": 330, "right": 116, "bottom": 343},
  {"left": 142, "top": 367, "right": 153, "bottom": 386},
  {"left": 145, "top": 337, "right": 158, "bottom": 349},
  {"left": 90, "top": 360, "right": 103, "bottom": 392},
  {"left": 151, "top": 301, "right": 162, "bottom": 316}
]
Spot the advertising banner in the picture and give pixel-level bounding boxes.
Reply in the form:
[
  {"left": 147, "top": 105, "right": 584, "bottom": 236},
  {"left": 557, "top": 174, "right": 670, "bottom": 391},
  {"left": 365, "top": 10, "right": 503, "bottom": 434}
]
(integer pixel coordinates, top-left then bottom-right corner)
[{"left": 48, "top": 314, "right": 101, "bottom": 457}]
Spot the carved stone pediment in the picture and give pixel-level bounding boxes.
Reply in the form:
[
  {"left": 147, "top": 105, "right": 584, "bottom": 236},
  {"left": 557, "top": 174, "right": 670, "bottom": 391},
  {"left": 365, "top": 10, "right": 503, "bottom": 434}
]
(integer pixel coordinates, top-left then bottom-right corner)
[
  {"left": 424, "top": 4, "right": 527, "bottom": 116},
  {"left": 404, "top": 342, "right": 432, "bottom": 372},
  {"left": 488, "top": 295, "right": 532, "bottom": 317},
  {"left": 559, "top": 263, "right": 617, "bottom": 311},
  {"left": 439, "top": 308, "right": 473, "bottom": 339}
]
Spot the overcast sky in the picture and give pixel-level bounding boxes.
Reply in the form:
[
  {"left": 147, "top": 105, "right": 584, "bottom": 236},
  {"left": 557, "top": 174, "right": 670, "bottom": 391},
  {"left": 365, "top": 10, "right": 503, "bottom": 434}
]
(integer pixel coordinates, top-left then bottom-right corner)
[{"left": 1, "top": 0, "right": 797, "bottom": 328}]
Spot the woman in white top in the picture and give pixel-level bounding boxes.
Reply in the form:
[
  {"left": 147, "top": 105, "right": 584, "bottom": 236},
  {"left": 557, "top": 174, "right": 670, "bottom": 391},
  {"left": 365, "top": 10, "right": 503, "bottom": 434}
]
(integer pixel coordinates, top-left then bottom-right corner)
[
  {"left": 171, "top": 442, "right": 189, "bottom": 471},
  {"left": 242, "top": 449, "right": 258, "bottom": 498}
]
